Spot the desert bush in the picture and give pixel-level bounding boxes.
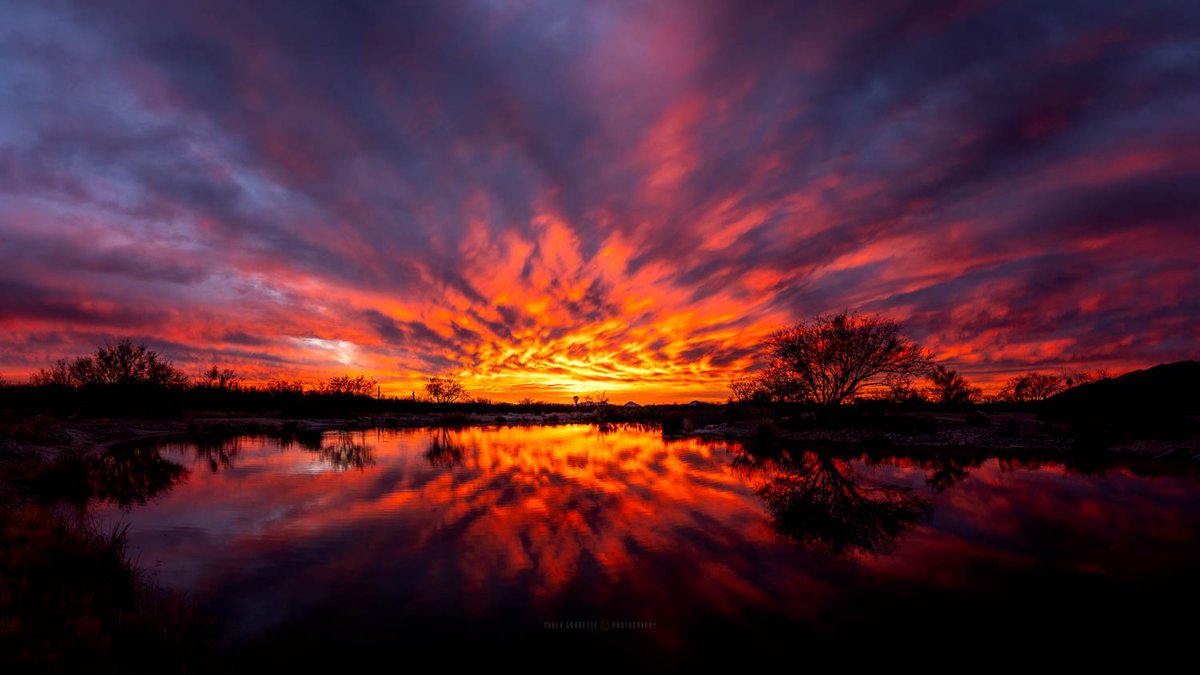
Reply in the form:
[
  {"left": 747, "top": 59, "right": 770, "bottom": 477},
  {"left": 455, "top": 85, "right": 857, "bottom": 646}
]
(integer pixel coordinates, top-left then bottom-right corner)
[{"left": 733, "top": 313, "right": 931, "bottom": 404}]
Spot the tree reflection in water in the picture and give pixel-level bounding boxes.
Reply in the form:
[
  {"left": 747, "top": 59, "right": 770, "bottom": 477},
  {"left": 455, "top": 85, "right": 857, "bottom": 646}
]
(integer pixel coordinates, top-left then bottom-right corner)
[
  {"left": 89, "top": 444, "right": 188, "bottom": 509},
  {"left": 313, "top": 431, "right": 375, "bottom": 471},
  {"left": 278, "top": 427, "right": 325, "bottom": 452},
  {"left": 734, "top": 448, "right": 932, "bottom": 555},
  {"left": 424, "top": 428, "right": 467, "bottom": 467},
  {"left": 192, "top": 435, "right": 243, "bottom": 473},
  {"left": 921, "top": 455, "right": 983, "bottom": 493}
]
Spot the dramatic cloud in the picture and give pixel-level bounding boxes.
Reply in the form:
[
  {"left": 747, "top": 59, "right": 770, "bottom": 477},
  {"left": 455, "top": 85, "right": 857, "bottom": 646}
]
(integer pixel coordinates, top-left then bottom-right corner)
[{"left": 1, "top": 0, "right": 1197, "bottom": 400}]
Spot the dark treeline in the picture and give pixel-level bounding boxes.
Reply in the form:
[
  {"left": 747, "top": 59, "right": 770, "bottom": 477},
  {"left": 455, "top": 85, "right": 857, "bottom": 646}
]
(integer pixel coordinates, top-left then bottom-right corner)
[
  {"left": 3, "top": 340, "right": 724, "bottom": 423},
  {"left": 2, "top": 340, "right": 569, "bottom": 418},
  {"left": 2, "top": 332, "right": 1197, "bottom": 448},
  {"left": 728, "top": 312, "right": 1112, "bottom": 406},
  {"left": 0, "top": 378, "right": 592, "bottom": 419}
]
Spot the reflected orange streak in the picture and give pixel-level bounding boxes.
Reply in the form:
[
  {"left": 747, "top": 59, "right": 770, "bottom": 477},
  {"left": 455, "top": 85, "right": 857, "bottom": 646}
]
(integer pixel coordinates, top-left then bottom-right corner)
[
  {"left": 98, "top": 426, "right": 828, "bottom": 625},
  {"left": 89, "top": 425, "right": 1200, "bottom": 640}
]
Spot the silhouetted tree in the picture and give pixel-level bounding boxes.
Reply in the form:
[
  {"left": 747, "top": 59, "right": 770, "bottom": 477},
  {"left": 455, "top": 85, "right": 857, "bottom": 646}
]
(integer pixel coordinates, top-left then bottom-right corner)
[
  {"left": 198, "top": 365, "right": 239, "bottom": 390},
  {"left": 319, "top": 374, "right": 377, "bottom": 397},
  {"left": 425, "top": 374, "right": 467, "bottom": 403},
  {"left": 730, "top": 374, "right": 772, "bottom": 403},
  {"left": 579, "top": 392, "right": 609, "bottom": 406},
  {"left": 263, "top": 378, "right": 305, "bottom": 395},
  {"left": 29, "top": 360, "right": 72, "bottom": 386},
  {"left": 31, "top": 340, "right": 188, "bottom": 388},
  {"left": 928, "top": 365, "right": 981, "bottom": 405},
  {"left": 737, "top": 313, "right": 931, "bottom": 404},
  {"left": 1063, "top": 369, "right": 1111, "bottom": 389},
  {"left": 883, "top": 376, "right": 926, "bottom": 404},
  {"left": 1000, "top": 372, "right": 1064, "bottom": 402}
]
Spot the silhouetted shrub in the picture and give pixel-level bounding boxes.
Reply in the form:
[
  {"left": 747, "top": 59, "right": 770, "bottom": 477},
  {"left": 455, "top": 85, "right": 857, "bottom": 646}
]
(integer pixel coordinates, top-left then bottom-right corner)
[
  {"left": 0, "top": 503, "right": 207, "bottom": 672},
  {"left": 425, "top": 375, "right": 467, "bottom": 403},
  {"left": 729, "top": 375, "right": 772, "bottom": 403},
  {"left": 928, "top": 365, "right": 982, "bottom": 406},
  {"left": 30, "top": 340, "right": 188, "bottom": 388},
  {"left": 734, "top": 313, "right": 932, "bottom": 404},
  {"left": 884, "top": 377, "right": 927, "bottom": 405},
  {"left": 196, "top": 366, "right": 239, "bottom": 390},
  {"left": 999, "top": 372, "right": 1064, "bottom": 402},
  {"left": 661, "top": 413, "right": 684, "bottom": 437},
  {"left": 318, "top": 375, "right": 377, "bottom": 397},
  {"left": 263, "top": 379, "right": 305, "bottom": 395}
]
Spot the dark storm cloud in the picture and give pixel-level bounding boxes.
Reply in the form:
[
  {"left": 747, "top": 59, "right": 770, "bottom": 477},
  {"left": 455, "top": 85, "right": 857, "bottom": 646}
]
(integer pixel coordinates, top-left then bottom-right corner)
[{"left": 0, "top": 278, "right": 169, "bottom": 327}]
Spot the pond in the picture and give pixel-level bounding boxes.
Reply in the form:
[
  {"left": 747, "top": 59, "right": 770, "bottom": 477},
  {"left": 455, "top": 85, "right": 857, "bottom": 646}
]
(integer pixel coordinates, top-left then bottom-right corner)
[{"left": 90, "top": 424, "right": 1200, "bottom": 666}]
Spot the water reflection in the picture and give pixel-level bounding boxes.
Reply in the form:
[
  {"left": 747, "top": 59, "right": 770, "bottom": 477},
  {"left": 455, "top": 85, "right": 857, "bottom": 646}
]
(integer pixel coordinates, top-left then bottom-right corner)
[
  {"left": 278, "top": 426, "right": 324, "bottom": 452},
  {"left": 920, "top": 455, "right": 983, "bottom": 493},
  {"left": 312, "top": 431, "right": 374, "bottom": 471},
  {"left": 424, "top": 428, "right": 467, "bottom": 467},
  {"left": 734, "top": 448, "right": 932, "bottom": 554},
  {"left": 184, "top": 428, "right": 372, "bottom": 473},
  {"left": 81, "top": 424, "right": 1200, "bottom": 661},
  {"left": 89, "top": 444, "right": 188, "bottom": 509},
  {"left": 193, "top": 435, "right": 244, "bottom": 473}
]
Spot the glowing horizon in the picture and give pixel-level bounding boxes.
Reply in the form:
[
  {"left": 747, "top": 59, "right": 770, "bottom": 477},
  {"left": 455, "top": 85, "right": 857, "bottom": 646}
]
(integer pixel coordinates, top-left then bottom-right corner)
[{"left": 1, "top": 1, "right": 1197, "bottom": 404}]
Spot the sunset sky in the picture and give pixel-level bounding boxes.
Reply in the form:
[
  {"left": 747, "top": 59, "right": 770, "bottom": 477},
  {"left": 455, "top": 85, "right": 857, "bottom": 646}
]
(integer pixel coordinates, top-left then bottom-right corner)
[{"left": 1, "top": 0, "right": 1197, "bottom": 402}]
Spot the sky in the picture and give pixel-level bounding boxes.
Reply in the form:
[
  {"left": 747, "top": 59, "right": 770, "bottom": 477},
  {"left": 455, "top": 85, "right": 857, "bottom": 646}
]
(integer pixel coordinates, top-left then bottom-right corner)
[{"left": 1, "top": 0, "right": 1197, "bottom": 402}]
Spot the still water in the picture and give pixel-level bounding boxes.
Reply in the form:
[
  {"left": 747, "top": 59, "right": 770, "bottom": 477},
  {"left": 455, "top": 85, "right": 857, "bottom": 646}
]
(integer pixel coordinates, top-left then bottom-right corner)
[{"left": 91, "top": 424, "right": 1200, "bottom": 665}]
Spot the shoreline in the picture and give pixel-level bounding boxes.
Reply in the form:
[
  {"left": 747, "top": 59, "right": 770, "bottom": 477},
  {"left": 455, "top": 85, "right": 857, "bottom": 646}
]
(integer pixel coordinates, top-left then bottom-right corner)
[{"left": 3, "top": 411, "right": 1197, "bottom": 465}]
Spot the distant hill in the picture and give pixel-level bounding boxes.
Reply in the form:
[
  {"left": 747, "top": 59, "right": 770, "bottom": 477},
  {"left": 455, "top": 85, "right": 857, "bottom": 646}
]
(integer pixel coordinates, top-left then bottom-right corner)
[
  {"left": 1043, "top": 361, "right": 1199, "bottom": 436},
  {"left": 1048, "top": 361, "right": 1199, "bottom": 411}
]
